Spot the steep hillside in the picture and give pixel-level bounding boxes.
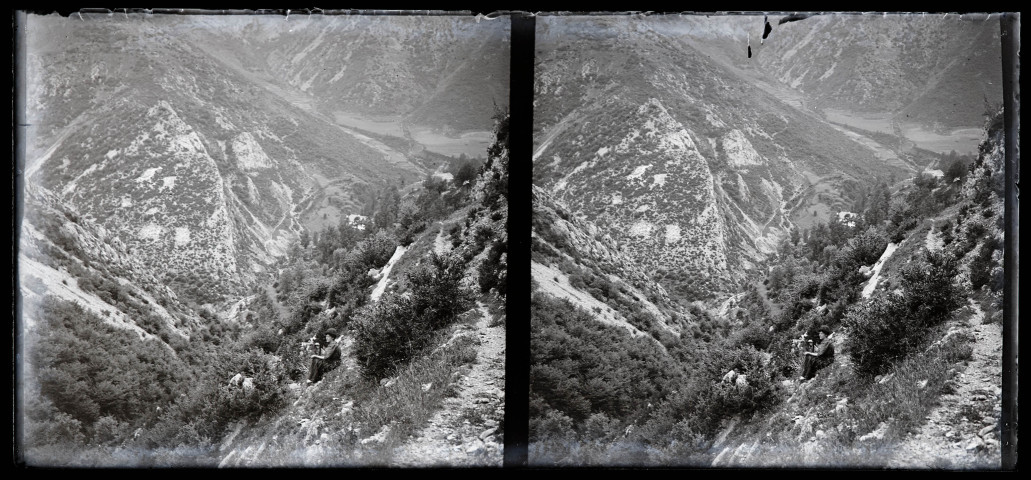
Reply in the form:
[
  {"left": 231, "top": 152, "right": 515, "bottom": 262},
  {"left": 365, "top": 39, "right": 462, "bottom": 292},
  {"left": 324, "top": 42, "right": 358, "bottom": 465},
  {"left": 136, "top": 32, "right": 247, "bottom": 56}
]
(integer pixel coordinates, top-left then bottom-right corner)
[
  {"left": 534, "top": 16, "right": 911, "bottom": 298},
  {"left": 706, "top": 111, "right": 1006, "bottom": 468},
  {"left": 188, "top": 15, "right": 511, "bottom": 132},
  {"left": 20, "top": 183, "right": 204, "bottom": 345},
  {"left": 529, "top": 15, "right": 1006, "bottom": 468},
  {"left": 209, "top": 110, "right": 511, "bottom": 467},
  {"left": 18, "top": 12, "right": 509, "bottom": 468},
  {"left": 529, "top": 106, "right": 1006, "bottom": 467},
  {"left": 18, "top": 183, "right": 273, "bottom": 468},
  {"left": 532, "top": 185, "right": 687, "bottom": 340}
]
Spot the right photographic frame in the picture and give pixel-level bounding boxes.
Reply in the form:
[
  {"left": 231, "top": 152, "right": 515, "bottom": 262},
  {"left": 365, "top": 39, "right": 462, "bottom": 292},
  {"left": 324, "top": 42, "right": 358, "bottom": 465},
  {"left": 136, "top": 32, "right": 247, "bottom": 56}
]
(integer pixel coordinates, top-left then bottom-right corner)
[{"left": 529, "top": 12, "right": 1017, "bottom": 468}]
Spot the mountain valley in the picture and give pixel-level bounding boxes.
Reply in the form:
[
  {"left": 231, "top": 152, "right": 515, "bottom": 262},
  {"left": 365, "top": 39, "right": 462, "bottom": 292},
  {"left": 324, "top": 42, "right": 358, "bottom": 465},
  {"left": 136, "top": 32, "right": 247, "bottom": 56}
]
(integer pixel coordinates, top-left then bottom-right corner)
[
  {"left": 529, "top": 13, "right": 1008, "bottom": 468},
  {"left": 18, "top": 12, "right": 510, "bottom": 467}
]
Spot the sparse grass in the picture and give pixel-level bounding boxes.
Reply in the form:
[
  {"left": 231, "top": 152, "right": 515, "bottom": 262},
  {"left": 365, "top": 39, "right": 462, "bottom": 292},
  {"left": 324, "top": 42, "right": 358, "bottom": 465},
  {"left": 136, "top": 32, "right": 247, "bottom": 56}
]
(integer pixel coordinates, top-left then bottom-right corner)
[
  {"left": 346, "top": 330, "right": 478, "bottom": 459},
  {"left": 185, "top": 322, "right": 482, "bottom": 467}
]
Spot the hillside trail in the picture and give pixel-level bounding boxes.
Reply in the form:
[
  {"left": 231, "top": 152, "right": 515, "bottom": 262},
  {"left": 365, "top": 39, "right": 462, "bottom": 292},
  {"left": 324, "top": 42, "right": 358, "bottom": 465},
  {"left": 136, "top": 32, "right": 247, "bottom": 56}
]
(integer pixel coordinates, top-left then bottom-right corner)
[
  {"left": 434, "top": 221, "right": 449, "bottom": 256},
  {"left": 710, "top": 297, "right": 1002, "bottom": 469},
  {"left": 886, "top": 299, "right": 1003, "bottom": 469},
  {"left": 390, "top": 300, "right": 505, "bottom": 467}
]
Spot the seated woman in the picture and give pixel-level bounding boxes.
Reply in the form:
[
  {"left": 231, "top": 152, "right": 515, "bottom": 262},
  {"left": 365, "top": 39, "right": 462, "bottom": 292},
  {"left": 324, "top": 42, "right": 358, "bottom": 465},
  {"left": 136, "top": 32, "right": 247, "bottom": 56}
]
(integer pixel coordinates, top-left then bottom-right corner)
[
  {"left": 800, "top": 325, "right": 835, "bottom": 381},
  {"left": 307, "top": 328, "right": 342, "bottom": 384}
]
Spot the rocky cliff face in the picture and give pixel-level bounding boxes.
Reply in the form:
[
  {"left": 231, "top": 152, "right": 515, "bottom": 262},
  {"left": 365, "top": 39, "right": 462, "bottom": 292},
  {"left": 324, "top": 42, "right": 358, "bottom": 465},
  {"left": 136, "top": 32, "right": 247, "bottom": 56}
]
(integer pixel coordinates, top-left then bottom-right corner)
[
  {"left": 20, "top": 183, "right": 202, "bottom": 346},
  {"left": 532, "top": 184, "right": 687, "bottom": 342}
]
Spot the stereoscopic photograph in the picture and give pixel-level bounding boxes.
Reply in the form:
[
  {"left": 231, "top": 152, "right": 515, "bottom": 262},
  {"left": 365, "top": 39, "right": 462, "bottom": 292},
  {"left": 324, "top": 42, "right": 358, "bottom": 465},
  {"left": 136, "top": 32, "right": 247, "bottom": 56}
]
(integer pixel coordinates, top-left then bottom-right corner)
[
  {"left": 529, "top": 13, "right": 1011, "bottom": 468},
  {"left": 16, "top": 10, "right": 509, "bottom": 467}
]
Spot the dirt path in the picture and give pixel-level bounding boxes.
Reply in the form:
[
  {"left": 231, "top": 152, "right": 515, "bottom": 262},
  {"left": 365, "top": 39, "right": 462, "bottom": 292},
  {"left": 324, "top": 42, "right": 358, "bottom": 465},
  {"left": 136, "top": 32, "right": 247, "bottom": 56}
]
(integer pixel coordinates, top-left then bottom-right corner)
[
  {"left": 887, "top": 299, "right": 1003, "bottom": 469},
  {"left": 390, "top": 301, "right": 505, "bottom": 467},
  {"left": 433, "top": 222, "right": 449, "bottom": 256}
]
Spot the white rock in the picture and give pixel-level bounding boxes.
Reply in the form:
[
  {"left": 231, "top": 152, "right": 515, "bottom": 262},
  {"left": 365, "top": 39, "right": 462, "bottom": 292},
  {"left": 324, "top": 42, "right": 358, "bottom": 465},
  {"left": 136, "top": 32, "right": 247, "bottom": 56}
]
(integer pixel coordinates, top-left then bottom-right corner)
[
  {"left": 832, "top": 400, "right": 849, "bottom": 414},
  {"left": 722, "top": 369, "right": 738, "bottom": 384},
  {"left": 859, "top": 422, "right": 888, "bottom": 442},
  {"left": 979, "top": 424, "right": 996, "bottom": 437},
  {"left": 422, "top": 382, "right": 432, "bottom": 392}
]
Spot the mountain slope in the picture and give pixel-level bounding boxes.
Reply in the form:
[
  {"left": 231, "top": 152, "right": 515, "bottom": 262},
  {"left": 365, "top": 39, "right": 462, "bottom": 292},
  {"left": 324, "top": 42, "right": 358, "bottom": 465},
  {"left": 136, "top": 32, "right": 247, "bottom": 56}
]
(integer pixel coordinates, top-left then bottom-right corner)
[
  {"left": 180, "top": 15, "right": 510, "bottom": 133},
  {"left": 209, "top": 112, "right": 511, "bottom": 467},
  {"left": 699, "top": 111, "right": 1007, "bottom": 469},
  {"left": 532, "top": 184, "right": 686, "bottom": 340},
  {"left": 534, "top": 16, "right": 911, "bottom": 297},
  {"left": 672, "top": 14, "right": 1003, "bottom": 130},
  {"left": 20, "top": 183, "right": 203, "bottom": 344},
  {"left": 24, "top": 13, "right": 507, "bottom": 305}
]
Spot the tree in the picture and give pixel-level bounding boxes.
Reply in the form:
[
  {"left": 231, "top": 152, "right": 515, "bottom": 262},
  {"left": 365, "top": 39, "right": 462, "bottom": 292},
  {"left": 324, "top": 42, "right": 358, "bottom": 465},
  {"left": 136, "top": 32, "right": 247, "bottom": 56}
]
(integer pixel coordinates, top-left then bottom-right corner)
[
  {"left": 900, "top": 249, "right": 961, "bottom": 327},
  {"left": 944, "top": 156, "right": 968, "bottom": 183},
  {"left": 843, "top": 292, "right": 911, "bottom": 377},
  {"left": 453, "top": 161, "right": 479, "bottom": 187},
  {"left": 409, "top": 253, "right": 473, "bottom": 330}
]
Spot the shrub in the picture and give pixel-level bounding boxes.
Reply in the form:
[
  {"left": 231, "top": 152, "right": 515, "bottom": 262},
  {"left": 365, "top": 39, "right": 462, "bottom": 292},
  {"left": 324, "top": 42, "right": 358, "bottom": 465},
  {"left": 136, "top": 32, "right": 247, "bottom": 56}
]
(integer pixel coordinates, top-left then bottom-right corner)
[
  {"left": 729, "top": 323, "right": 773, "bottom": 350},
  {"left": 91, "top": 415, "right": 124, "bottom": 446},
  {"left": 477, "top": 241, "right": 507, "bottom": 296},
  {"left": 351, "top": 295, "right": 429, "bottom": 380},
  {"left": 843, "top": 292, "right": 913, "bottom": 377},
  {"left": 969, "top": 236, "right": 1001, "bottom": 292},
  {"left": 687, "top": 344, "right": 780, "bottom": 435},
  {"left": 205, "top": 349, "right": 287, "bottom": 432},
  {"left": 531, "top": 409, "right": 576, "bottom": 443},
  {"left": 846, "top": 248, "right": 962, "bottom": 378},
  {"left": 31, "top": 411, "right": 86, "bottom": 447},
  {"left": 409, "top": 253, "right": 473, "bottom": 331},
  {"left": 353, "top": 253, "right": 472, "bottom": 379},
  {"left": 900, "top": 250, "right": 962, "bottom": 328}
]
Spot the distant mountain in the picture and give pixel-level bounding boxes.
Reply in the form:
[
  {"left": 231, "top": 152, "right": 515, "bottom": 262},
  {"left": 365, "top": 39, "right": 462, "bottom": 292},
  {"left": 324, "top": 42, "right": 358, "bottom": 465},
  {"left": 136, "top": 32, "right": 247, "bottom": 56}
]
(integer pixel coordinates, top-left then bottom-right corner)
[
  {"left": 674, "top": 14, "right": 1003, "bottom": 130},
  {"left": 23, "top": 14, "right": 507, "bottom": 304},
  {"left": 534, "top": 16, "right": 913, "bottom": 298},
  {"left": 184, "top": 15, "right": 510, "bottom": 132}
]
